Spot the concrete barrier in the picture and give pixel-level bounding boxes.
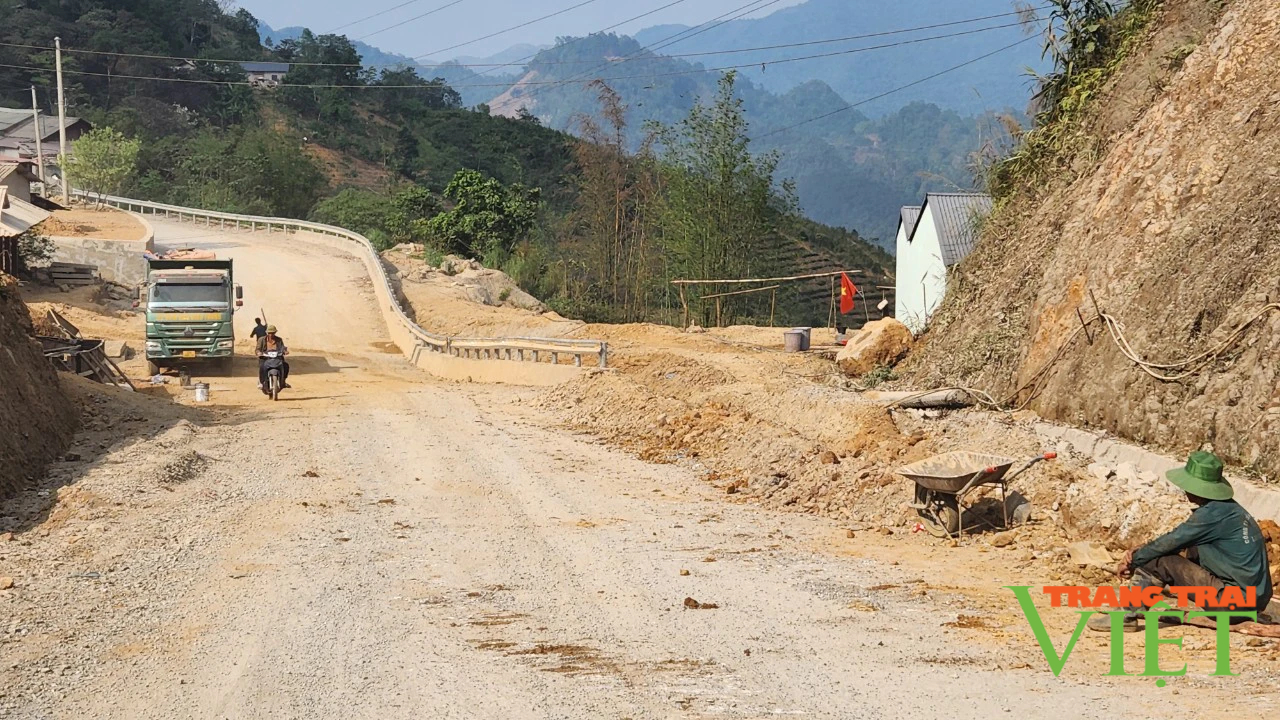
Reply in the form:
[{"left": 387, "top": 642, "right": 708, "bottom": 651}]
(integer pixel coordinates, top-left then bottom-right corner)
[{"left": 67, "top": 190, "right": 608, "bottom": 387}]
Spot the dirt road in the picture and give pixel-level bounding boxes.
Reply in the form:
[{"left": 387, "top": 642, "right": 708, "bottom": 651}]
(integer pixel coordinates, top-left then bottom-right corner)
[{"left": 2, "top": 222, "right": 1269, "bottom": 719}]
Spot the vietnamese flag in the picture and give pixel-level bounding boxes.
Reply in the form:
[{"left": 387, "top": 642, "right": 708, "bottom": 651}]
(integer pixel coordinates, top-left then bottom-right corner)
[{"left": 839, "top": 272, "right": 858, "bottom": 314}]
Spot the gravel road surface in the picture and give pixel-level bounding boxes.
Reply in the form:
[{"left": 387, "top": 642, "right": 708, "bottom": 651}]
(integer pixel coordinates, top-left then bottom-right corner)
[{"left": 1, "top": 221, "right": 1262, "bottom": 719}]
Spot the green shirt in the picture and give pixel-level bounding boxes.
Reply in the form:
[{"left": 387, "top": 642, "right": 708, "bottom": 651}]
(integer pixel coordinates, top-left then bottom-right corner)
[{"left": 1132, "top": 499, "right": 1272, "bottom": 611}]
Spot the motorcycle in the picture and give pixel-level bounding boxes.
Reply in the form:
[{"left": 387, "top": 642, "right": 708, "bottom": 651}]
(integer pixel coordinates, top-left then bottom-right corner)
[{"left": 261, "top": 350, "right": 285, "bottom": 401}]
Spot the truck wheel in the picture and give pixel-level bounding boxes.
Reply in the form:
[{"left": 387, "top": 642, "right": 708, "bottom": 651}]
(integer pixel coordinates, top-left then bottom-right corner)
[{"left": 147, "top": 361, "right": 161, "bottom": 376}]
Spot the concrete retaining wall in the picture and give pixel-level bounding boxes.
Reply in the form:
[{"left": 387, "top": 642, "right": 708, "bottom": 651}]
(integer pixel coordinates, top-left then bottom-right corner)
[
  {"left": 50, "top": 235, "right": 153, "bottom": 286},
  {"left": 1036, "top": 421, "right": 1280, "bottom": 523},
  {"left": 291, "top": 229, "right": 588, "bottom": 386}
]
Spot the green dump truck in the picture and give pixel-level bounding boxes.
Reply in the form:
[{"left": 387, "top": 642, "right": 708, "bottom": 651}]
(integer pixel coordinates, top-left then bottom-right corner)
[{"left": 140, "top": 258, "right": 243, "bottom": 375}]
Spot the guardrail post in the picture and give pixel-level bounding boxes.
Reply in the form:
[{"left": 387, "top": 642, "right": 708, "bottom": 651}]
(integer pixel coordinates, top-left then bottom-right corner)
[
  {"left": 551, "top": 352, "right": 559, "bottom": 365},
  {"left": 598, "top": 343, "right": 608, "bottom": 369},
  {"left": 574, "top": 353, "right": 582, "bottom": 367}
]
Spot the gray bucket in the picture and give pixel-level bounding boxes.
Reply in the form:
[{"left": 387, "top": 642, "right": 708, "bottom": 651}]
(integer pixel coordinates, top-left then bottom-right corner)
[
  {"left": 783, "top": 330, "right": 805, "bottom": 353},
  {"left": 193, "top": 382, "right": 210, "bottom": 402},
  {"left": 791, "top": 327, "right": 812, "bottom": 351}
]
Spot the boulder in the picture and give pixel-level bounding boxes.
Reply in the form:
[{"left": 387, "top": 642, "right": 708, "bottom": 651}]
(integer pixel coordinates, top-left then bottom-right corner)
[
  {"left": 835, "top": 318, "right": 913, "bottom": 377},
  {"left": 103, "top": 340, "right": 131, "bottom": 359}
]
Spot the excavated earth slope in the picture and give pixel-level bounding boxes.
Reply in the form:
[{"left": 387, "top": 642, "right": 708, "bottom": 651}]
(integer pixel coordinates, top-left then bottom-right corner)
[
  {"left": 0, "top": 275, "right": 77, "bottom": 497},
  {"left": 908, "top": 0, "right": 1280, "bottom": 476}
]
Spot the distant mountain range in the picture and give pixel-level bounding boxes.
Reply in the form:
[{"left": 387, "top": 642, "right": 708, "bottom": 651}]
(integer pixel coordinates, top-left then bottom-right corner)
[
  {"left": 630, "top": 0, "right": 1045, "bottom": 117},
  {"left": 259, "top": 0, "right": 1046, "bottom": 246}
]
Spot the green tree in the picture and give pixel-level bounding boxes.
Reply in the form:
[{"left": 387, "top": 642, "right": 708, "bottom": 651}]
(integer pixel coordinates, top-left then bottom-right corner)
[
  {"left": 570, "top": 80, "right": 661, "bottom": 321},
  {"left": 386, "top": 185, "right": 440, "bottom": 242},
  {"left": 393, "top": 127, "right": 419, "bottom": 179},
  {"left": 66, "top": 126, "right": 141, "bottom": 204},
  {"left": 309, "top": 188, "right": 394, "bottom": 240},
  {"left": 427, "top": 170, "right": 540, "bottom": 260},
  {"left": 654, "top": 72, "right": 795, "bottom": 324}
]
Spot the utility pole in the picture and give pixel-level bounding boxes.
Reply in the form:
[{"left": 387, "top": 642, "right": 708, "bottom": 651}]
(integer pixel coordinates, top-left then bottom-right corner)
[
  {"left": 55, "top": 36, "right": 69, "bottom": 204},
  {"left": 29, "top": 86, "right": 45, "bottom": 184}
]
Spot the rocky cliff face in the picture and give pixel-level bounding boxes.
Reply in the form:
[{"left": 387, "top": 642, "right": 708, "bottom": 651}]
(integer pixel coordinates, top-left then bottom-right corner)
[
  {"left": 907, "top": 0, "right": 1280, "bottom": 476},
  {"left": 0, "top": 275, "right": 78, "bottom": 498}
]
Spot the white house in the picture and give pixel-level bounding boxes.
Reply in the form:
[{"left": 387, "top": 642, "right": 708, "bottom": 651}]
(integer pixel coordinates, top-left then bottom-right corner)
[{"left": 894, "top": 192, "right": 992, "bottom": 334}]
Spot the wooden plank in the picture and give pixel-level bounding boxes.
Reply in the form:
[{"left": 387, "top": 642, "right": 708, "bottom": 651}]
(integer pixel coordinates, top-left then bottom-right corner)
[
  {"left": 101, "top": 353, "right": 136, "bottom": 392},
  {"left": 45, "top": 309, "right": 81, "bottom": 339}
]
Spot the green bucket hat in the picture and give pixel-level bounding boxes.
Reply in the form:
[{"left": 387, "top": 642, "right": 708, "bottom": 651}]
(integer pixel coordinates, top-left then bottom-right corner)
[{"left": 1166, "top": 451, "right": 1233, "bottom": 500}]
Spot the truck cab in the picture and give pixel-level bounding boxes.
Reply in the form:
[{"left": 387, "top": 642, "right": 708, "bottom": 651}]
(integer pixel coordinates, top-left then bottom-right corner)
[{"left": 139, "top": 259, "right": 242, "bottom": 375}]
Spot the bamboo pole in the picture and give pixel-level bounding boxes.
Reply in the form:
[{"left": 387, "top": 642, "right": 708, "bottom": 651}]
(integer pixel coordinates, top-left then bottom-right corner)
[
  {"left": 670, "top": 270, "right": 864, "bottom": 286},
  {"left": 678, "top": 284, "right": 689, "bottom": 328},
  {"left": 699, "top": 284, "right": 781, "bottom": 300},
  {"left": 769, "top": 289, "right": 776, "bottom": 327},
  {"left": 828, "top": 276, "right": 836, "bottom": 330}
]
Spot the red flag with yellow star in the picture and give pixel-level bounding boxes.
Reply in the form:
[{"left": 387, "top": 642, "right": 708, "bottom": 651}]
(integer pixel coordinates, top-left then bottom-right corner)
[{"left": 839, "top": 272, "right": 857, "bottom": 314}]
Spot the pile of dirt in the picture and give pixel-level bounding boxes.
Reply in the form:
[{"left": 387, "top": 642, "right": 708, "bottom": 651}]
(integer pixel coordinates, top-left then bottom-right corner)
[
  {"left": 42, "top": 207, "right": 147, "bottom": 241},
  {"left": 540, "top": 337, "right": 1188, "bottom": 551},
  {"left": 379, "top": 241, "right": 1191, "bottom": 552},
  {"left": 0, "top": 275, "right": 78, "bottom": 498},
  {"left": 904, "top": 0, "right": 1280, "bottom": 477},
  {"left": 381, "top": 246, "right": 563, "bottom": 337}
]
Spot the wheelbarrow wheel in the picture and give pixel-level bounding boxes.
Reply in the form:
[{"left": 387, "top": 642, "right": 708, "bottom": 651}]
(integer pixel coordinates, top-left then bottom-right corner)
[
  {"left": 931, "top": 501, "right": 960, "bottom": 537},
  {"left": 914, "top": 486, "right": 960, "bottom": 538}
]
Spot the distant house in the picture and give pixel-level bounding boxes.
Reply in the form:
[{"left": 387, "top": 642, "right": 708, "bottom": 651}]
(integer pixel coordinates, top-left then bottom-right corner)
[
  {"left": 0, "top": 161, "right": 41, "bottom": 203},
  {"left": 894, "top": 192, "right": 992, "bottom": 334},
  {"left": 0, "top": 108, "right": 92, "bottom": 159},
  {"left": 241, "top": 62, "right": 290, "bottom": 88}
]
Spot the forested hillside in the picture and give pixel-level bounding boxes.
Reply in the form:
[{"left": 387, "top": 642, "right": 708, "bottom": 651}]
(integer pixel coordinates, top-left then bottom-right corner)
[{"left": 0, "top": 0, "right": 889, "bottom": 327}]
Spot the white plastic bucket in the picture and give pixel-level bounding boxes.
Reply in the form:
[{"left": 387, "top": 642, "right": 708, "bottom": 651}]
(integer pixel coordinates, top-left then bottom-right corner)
[{"left": 193, "top": 383, "right": 209, "bottom": 402}]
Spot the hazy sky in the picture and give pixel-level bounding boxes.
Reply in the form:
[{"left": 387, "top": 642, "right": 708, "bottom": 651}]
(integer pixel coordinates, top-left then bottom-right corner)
[{"left": 235, "top": 0, "right": 807, "bottom": 60}]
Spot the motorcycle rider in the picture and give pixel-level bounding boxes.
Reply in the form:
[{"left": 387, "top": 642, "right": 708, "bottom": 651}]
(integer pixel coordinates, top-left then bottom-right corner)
[{"left": 256, "top": 324, "right": 291, "bottom": 391}]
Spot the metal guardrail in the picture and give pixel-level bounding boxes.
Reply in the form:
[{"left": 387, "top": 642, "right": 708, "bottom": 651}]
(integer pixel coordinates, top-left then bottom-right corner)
[{"left": 77, "top": 191, "right": 608, "bottom": 368}]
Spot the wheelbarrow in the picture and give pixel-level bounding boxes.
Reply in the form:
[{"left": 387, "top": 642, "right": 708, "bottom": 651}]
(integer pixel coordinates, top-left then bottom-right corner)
[{"left": 897, "top": 451, "right": 1056, "bottom": 538}]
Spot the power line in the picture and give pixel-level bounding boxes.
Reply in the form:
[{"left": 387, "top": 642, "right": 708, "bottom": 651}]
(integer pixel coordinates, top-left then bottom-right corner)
[
  {"left": 328, "top": 0, "right": 430, "bottom": 33},
  {"left": 532, "top": 0, "right": 782, "bottom": 97},
  {"left": 0, "top": 5, "right": 1047, "bottom": 71},
  {"left": 357, "top": 0, "right": 471, "bottom": 41},
  {"left": 0, "top": 22, "right": 1030, "bottom": 92},
  {"left": 647, "top": 0, "right": 786, "bottom": 56},
  {"left": 635, "top": 7, "right": 1047, "bottom": 59},
  {"left": 469, "top": 0, "right": 692, "bottom": 79},
  {"left": 411, "top": 0, "right": 604, "bottom": 60},
  {"left": 758, "top": 36, "right": 1038, "bottom": 139}
]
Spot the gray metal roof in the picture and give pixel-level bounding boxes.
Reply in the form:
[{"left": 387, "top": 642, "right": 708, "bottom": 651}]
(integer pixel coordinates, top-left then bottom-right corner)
[
  {"left": 241, "top": 62, "right": 290, "bottom": 73},
  {"left": 898, "top": 206, "right": 921, "bottom": 240},
  {"left": 0, "top": 108, "right": 88, "bottom": 142},
  {"left": 915, "top": 192, "right": 992, "bottom": 266},
  {"left": 0, "top": 108, "right": 32, "bottom": 132},
  {"left": 0, "top": 188, "right": 50, "bottom": 238}
]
